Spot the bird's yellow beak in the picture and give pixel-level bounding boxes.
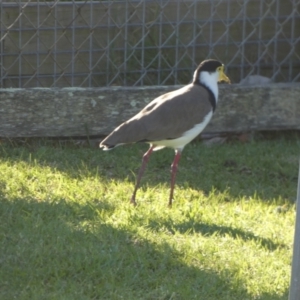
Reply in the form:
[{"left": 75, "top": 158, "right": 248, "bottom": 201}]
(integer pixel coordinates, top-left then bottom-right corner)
[{"left": 218, "top": 65, "right": 231, "bottom": 84}]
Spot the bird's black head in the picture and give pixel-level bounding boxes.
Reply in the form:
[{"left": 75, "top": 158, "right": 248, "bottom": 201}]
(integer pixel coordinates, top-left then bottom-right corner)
[{"left": 196, "top": 59, "right": 223, "bottom": 73}]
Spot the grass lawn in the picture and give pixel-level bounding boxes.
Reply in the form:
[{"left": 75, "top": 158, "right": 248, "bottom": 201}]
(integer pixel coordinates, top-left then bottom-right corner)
[{"left": 0, "top": 136, "right": 298, "bottom": 300}]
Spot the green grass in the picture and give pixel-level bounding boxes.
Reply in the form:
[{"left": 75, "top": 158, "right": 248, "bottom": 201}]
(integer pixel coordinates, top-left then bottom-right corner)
[{"left": 0, "top": 137, "right": 298, "bottom": 299}]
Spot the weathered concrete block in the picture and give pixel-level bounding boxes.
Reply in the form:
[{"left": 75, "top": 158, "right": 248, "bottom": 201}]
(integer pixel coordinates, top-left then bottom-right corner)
[{"left": 0, "top": 84, "right": 299, "bottom": 138}]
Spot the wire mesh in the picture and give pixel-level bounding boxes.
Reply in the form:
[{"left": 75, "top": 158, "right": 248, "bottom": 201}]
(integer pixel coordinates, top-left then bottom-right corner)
[{"left": 0, "top": 0, "right": 299, "bottom": 88}]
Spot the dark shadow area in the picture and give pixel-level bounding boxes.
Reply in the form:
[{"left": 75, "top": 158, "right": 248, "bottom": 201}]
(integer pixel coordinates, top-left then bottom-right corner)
[
  {"left": 0, "top": 193, "right": 288, "bottom": 300},
  {"left": 147, "top": 218, "right": 288, "bottom": 252}
]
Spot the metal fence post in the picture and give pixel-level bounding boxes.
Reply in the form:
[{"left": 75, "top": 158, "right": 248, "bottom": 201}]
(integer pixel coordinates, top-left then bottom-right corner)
[{"left": 289, "top": 161, "right": 300, "bottom": 300}]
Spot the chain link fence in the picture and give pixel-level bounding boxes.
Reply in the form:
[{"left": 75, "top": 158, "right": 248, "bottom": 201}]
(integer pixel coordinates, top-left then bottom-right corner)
[{"left": 1, "top": 0, "right": 299, "bottom": 88}]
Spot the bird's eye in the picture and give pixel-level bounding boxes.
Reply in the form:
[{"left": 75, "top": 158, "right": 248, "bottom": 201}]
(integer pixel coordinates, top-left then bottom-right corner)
[{"left": 217, "top": 65, "right": 224, "bottom": 72}]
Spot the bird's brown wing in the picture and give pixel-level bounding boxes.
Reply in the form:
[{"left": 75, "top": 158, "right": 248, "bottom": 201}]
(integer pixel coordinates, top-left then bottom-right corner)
[{"left": 100, "top": 84, "right": 213, "bottom": 148}]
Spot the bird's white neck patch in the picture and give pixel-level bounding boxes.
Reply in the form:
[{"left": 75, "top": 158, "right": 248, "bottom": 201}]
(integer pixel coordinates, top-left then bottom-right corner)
[{"left": 194, "top": 70, "right": 219, "bottom": 102}]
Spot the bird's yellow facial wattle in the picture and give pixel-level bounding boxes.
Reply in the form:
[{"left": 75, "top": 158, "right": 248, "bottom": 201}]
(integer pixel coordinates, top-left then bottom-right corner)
[{"left": 217, "top": 65, "right": 231, "bottom": 84}]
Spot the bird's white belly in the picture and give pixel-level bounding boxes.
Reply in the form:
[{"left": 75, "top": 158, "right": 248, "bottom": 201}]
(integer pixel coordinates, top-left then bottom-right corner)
[{"left": 151, "top": 111, "right": 213, "bottom": 151}]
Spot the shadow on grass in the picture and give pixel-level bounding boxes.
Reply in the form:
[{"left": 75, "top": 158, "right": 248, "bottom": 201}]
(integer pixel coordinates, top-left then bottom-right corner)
[
  {"left": 147, "top": 218, "right": 288, "bottom": 252},
  {"left": 0, "top": 195, "right": 288, "bottom": 300}
]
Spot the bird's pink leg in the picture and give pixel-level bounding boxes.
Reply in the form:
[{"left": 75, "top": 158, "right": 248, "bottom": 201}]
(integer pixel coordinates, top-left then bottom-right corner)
[
  {"left": 131, "top": 146, "right": 154, "bottom": 205},
  {"left": 169, "top": 150, "right": 181, "bottom": 207}
]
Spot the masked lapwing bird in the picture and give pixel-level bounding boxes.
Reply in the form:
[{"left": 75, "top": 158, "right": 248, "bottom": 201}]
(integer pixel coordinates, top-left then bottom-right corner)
[{"left": 100, "top": 59, "right": 230, "bottom": 207}]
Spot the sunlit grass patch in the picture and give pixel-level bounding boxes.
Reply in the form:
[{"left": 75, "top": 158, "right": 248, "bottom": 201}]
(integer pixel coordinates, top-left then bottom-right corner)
[{"left": 0, "top": 137, "right": 298, "bottom": 299}]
